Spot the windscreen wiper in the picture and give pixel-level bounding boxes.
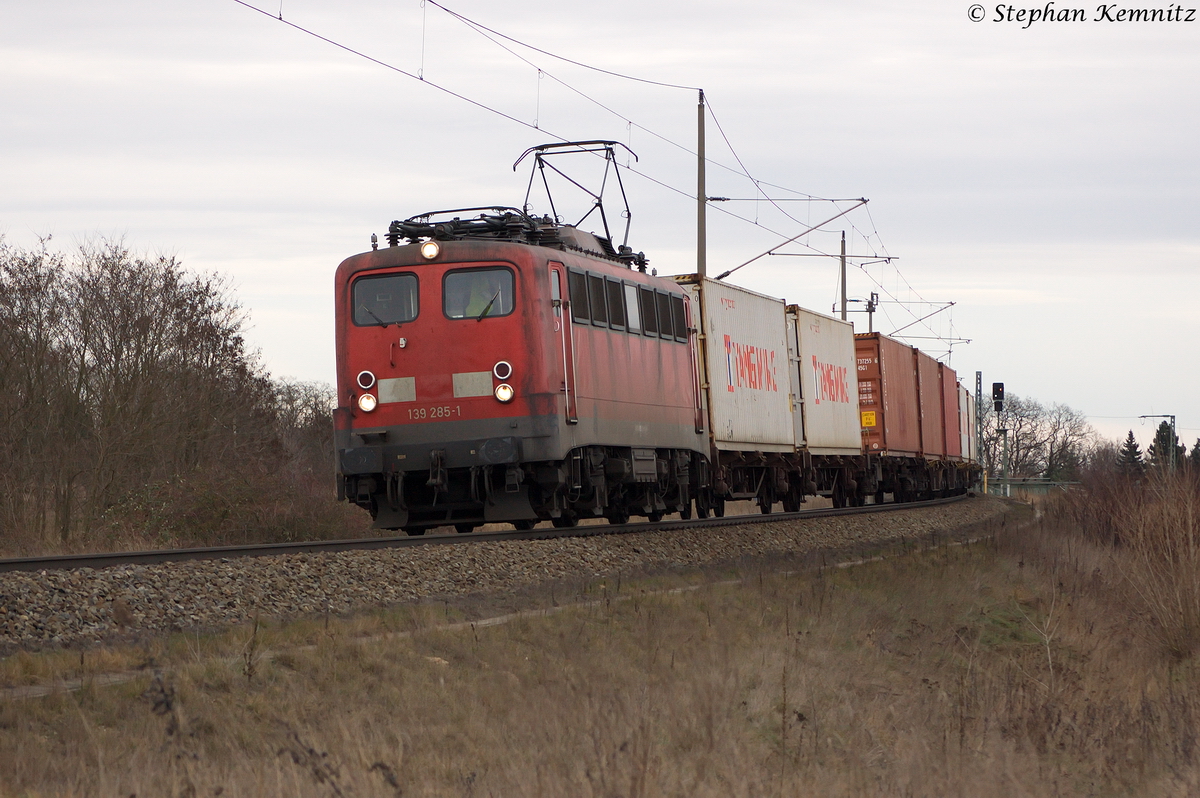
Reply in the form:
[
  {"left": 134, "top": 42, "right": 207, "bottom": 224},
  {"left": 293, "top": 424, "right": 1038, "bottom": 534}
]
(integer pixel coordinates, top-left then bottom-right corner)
[
  {"left": 360, "top": 304, "right": 389, "bottom": 328},
  {"left": 476, "top": 288, "right": 502, "bottom": 322}
]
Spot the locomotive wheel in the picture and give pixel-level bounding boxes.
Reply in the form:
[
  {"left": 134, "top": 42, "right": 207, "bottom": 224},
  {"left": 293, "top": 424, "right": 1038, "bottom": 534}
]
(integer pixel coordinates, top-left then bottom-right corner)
[
  {"left": 454, "top": 523, "right": 477, "bottom": 535},
  {"left": 647, "top": 511, "right": 663, "bottom": 523},
  {"left": 606, "top": 509, "right": 630, "bottom": 525},
  {"left": 513, "top": 519, "right": 537, "bottom": 530},
  {"left": 552, "top": 514, "right": 578, "bottom": 528}
]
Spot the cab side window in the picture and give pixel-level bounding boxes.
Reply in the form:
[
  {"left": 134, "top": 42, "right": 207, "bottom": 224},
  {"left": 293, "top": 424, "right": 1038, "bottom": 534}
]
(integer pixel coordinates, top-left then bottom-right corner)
[
  {"left": 569, "top": 270, "right": 590, "bottom": 323},
  {"left": 640, "top": 285, "right": 658, "bottom": 335},
  {"left": 624, "top": 284, "right": 641, "bottom": 333}
]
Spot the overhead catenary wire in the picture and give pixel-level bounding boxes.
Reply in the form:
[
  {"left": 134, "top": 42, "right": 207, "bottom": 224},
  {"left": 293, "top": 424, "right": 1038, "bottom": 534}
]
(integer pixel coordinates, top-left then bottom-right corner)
[
  {"left": 230, "top": 0, "right": 953, "bottom": 345},
  {"left": 424, "top": 0, "right": 702, "bottom": 91},
  {"left": 231, "top": 0, "right": 860, "bottom": 243},
  {"left": 427, "top": 0, "right": 850, "bottom": 218},
  {"left": 226, "top": 1, "right": 763, "bottom": 232}
]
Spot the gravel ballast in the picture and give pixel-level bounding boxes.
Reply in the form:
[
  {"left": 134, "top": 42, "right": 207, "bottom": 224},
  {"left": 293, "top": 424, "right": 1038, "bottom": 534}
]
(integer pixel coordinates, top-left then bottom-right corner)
[{"left": 0, "top": 498, "right": 1012, "bottom": 651}]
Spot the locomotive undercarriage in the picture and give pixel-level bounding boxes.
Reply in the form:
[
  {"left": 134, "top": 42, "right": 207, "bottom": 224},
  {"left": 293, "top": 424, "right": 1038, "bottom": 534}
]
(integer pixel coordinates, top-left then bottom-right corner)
[{"left": 346, "top": 445, "right": 707, "bottom": 535}]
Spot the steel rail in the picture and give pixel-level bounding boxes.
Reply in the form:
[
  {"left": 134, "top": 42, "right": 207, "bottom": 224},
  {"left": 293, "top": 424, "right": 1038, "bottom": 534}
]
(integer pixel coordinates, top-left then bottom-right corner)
[{"left": 0, "top": 495, "right": 968, "bottom": 574}]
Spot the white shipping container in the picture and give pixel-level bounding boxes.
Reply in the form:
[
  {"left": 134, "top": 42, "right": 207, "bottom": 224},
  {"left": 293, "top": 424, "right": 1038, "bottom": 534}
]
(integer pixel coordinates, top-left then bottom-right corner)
[
  {"left": 685, "top": 279, "right": 795, "bottom": 451},
  {"left": 787, "top": 307, "right": 861, "bottom": 455},
  {"left": 959, "top": 384, "right": 977, "bottom": 463}
]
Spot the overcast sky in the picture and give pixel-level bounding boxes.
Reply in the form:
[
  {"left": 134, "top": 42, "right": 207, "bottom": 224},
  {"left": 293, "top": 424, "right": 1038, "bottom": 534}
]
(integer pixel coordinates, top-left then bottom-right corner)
[{"left": 3, "top": 0, "right": 1197, "bottom": 448}]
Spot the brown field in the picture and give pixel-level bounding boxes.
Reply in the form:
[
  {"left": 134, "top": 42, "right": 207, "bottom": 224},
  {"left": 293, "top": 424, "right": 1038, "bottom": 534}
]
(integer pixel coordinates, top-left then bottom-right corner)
[{"left": 2, "top": 486, "right": 1199, "bottom": 797}]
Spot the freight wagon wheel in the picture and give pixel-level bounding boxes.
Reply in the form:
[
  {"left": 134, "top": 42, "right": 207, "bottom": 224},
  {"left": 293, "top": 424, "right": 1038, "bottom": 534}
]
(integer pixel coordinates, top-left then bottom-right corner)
[
  {"left": 403, "top": 527, "right": 427, "bottom": 536},
  {"left": 552, "top": 514, "right": 579, "bottom": 528},
  {"left": 678, "top": 502, "right": 692, "bottom": 521},
  {"left": 513, "top": 520, "right": 537, "bottom": 530},
  {"left": 455, "top": 523, "right": 478, "bottom": 534},
  {"left": 712, "top": 497, "right": 725, "bottom": 518},
  {"left": 874, "top": 490, "right": 885, "bottom": 505}
]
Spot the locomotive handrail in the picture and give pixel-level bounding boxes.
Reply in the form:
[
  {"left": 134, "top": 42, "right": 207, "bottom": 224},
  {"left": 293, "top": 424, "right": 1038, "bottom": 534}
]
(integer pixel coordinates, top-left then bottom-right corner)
[
  {"left": 386, "top": 207, "right": 541, "bottom": 245},
  {"left": 401, "top": 206, "right": 535, "bottom": 225}
]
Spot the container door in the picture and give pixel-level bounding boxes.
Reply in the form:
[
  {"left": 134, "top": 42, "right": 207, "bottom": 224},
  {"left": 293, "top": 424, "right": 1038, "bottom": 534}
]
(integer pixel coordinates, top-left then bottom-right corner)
[
  {"left": 787, "top": 312, "right": 807, "bottom": 447},
  {"left": 549, "top": 263, "right": 578, "bottom": 423},
  {"left": 684, "top": 294, "right": 704, "bottom": 432}
]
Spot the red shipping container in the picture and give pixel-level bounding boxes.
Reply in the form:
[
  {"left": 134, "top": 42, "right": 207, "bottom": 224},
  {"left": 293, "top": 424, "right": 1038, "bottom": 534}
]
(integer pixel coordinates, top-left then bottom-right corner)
[
  {"left": 916, "top": 351, "right": 944, "bottom": 458},
  {"left": 941, "top": 363, "right": 962, "bottom": 460},
  {"left": 855, "top": 333, "right": 921, "bottom": 457}
]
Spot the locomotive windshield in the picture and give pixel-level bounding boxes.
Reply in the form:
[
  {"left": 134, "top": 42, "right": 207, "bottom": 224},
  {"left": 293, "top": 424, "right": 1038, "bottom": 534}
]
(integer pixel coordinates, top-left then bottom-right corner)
[
  {"left": 353, "top": 272, "right": 419, "bottom": 326},
  {"left": 444, "top": 267, "right": 514, "bottom": 320}
]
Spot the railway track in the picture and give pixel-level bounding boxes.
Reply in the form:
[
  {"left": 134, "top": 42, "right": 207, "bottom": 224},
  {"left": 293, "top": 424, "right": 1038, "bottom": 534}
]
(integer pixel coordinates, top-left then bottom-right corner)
[{"left": 0, "top": 495, "right": 968, "bottom": 574}]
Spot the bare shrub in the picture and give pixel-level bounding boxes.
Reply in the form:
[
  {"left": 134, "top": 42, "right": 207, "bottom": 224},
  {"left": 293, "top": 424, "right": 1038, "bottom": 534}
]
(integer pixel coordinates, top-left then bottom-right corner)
[
  {"left": 1055, "top": 469, "right": 1200, "bottom": 660},
  {"left": 1114, "top": 474, "right": 1200, "bottom": 659}
]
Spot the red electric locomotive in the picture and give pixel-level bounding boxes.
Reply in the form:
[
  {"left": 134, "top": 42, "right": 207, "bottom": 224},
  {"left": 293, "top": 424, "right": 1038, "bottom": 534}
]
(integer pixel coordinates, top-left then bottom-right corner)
[{"left": 333, "top": 196, "right": 708, "bottom": 534}]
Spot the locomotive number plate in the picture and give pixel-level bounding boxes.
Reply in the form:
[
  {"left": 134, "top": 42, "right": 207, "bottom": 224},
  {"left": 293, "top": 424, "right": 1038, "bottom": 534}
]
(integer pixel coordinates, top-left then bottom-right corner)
[{"left": 407, "top": 405, "right": 462, "bottom": 420}]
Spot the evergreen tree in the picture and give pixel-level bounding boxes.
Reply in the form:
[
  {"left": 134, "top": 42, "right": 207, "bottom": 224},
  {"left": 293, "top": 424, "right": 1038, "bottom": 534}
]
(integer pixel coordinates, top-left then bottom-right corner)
[
  {"left": 1117, "top": 430, "right": 1145, "bottom": 476},
  {"left": 1148, "top": 421, "right": 1186, "bottom": 470},
  {"left": 1190, "top": 439, "right": 1200, "bottom": 470}
]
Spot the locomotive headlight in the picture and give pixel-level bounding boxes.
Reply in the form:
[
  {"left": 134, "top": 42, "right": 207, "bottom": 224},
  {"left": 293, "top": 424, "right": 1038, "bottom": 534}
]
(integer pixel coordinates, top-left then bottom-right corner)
[
  {"left": 358, "top": 393, "right": 378, "bottom": 412},
  {"left": 420, "top": 240, "right": 441, "bottom": 260},
  {"left": 494, "top": 383, "right": 515, "bottom": 403},
  {"left": 493, "top": 360, "right": 513, "bottom": 380},
  {"left": 356, "top": 370, "right": 376, "bottom": 390}
]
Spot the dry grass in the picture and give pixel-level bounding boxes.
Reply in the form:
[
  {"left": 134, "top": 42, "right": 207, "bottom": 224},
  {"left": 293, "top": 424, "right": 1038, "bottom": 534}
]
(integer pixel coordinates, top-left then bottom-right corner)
[
  {"left": 1056, "top": 470, "right": 1200, "bottom": 659},
  {"left": 2, "top": 502, "right": 1199, "bottom": 796}
]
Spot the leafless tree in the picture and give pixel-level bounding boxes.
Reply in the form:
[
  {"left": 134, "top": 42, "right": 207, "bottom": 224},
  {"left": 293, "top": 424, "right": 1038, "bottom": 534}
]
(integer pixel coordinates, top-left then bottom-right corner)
[
  {"left": 979, "top": 393, "right": 1096, "bottom": 480},
  {"left": 0, "top": 237, "right": 286, "bottom": 551}
]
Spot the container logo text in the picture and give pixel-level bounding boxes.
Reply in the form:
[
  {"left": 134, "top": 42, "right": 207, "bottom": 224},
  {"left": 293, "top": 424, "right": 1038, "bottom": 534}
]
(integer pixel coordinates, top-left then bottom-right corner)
[
  {"left": 811, "top": 356, "right": 851, "bottom": 405},
  {"left": 724, "top": 335, "right": 778, "bottom": 393}
]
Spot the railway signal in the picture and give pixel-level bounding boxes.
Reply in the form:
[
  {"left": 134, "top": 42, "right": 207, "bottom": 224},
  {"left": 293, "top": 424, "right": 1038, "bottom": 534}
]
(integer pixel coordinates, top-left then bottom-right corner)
[{"left": 992, "top": 382, "right": 1004, "bottom": 413}]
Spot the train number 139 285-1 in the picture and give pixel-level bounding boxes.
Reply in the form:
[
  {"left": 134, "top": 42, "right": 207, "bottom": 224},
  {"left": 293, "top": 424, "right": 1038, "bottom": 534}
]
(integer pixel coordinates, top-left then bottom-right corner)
[{"left": 408, "top": 405, "right": 461, "bottom": 420}]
